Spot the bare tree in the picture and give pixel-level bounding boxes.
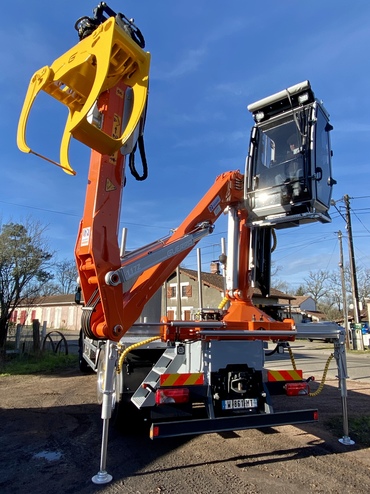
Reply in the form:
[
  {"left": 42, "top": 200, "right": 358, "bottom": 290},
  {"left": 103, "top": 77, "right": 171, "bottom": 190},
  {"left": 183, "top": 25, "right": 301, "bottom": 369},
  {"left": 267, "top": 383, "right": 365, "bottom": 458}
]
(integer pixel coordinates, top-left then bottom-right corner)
[
  {"left": 328, "top": 264, "right": 370, "bottom": 313},
  {"left": 303, "top": 270, "right": 330, "bottom": 304},
  {"left": 271, "top": 263, "right": 293, "bottom": 294},
  {"left": 356, "top": 266, "right": 370, "bottom": 308},
  {"left": 0, "top": 220, "right": 53, "bottom": 355},
  {"left": 53, "top": 259, "right": 78, "bottom": 294},
  {"left": 272, "top": 279, "right": 292, "bottom": 294}
]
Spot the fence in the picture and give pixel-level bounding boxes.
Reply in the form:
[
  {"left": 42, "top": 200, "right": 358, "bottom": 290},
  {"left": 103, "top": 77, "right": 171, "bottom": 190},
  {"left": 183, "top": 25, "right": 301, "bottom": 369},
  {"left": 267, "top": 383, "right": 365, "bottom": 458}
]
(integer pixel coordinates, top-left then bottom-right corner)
[{"left": 8, "top": 320, "right": 78, "bottom": 355}]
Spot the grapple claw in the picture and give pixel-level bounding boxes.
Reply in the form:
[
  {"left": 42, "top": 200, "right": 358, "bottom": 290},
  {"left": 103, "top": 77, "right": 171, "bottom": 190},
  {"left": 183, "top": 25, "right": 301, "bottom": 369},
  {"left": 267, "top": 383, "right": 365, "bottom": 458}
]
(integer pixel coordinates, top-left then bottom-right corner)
[{"left": 17, "top": 16, "right": 150, "bottom": 174}]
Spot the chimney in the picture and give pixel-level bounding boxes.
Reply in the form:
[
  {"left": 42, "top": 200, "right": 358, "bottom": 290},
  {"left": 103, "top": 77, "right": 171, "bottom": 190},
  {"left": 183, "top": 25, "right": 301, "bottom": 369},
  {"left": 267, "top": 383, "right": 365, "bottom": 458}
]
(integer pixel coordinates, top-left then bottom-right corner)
[{"left": 210, "top": 261, "right": 220, "bottom": 275}]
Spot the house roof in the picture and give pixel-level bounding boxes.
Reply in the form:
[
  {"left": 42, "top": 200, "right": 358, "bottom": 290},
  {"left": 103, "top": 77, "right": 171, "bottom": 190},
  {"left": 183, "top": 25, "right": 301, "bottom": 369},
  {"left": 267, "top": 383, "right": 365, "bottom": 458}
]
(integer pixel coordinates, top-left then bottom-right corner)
[
  {"left": 291, "top": 295, "right": 314, "bottom": 307},
  {"left": 299, "top": 309, "right": 327, "bottom": 320},
  {"left": 26, "top": 294, "right": 77, "bottom": 306}
]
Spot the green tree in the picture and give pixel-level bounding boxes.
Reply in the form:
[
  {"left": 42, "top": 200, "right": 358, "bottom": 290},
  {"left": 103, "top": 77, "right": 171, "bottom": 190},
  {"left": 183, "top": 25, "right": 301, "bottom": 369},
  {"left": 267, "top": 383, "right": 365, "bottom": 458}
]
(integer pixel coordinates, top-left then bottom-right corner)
[
  {"left": 0, "top": 221, "right": 53, "bottom": 355},
  {"left": 295, "top": 285, "right": 307, "bottom": 296}
]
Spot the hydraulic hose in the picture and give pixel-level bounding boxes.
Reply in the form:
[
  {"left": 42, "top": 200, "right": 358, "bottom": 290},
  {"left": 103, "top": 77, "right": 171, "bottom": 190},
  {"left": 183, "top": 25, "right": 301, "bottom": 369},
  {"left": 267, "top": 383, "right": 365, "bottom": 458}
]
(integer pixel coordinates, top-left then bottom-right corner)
[
  {"left": 308, "top": 353, "right": 334, "bottom": 397},
  {"left": 287, "top": 344, "right": 297, "bottom": 371},
  {"left": 218, "top": 296, "right": 229, "bottom": 309},
  {"left": 116, "top": 336, "right": 161, "bottom": 374}
]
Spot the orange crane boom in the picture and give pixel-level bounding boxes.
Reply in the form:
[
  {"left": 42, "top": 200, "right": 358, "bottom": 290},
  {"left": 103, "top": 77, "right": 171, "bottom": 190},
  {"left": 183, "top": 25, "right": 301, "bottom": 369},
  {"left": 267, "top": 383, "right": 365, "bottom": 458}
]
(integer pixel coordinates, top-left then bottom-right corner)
[{"left": 75, "top": 87, "right": 245, "bottom": 340}]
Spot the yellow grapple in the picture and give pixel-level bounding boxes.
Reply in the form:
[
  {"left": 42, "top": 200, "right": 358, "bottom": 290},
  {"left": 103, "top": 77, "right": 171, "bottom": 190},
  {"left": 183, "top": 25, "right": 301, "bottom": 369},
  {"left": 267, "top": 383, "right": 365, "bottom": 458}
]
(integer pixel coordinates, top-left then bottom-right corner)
[{"left": 17, "top": 16, "right": 150, "bottom": 175}]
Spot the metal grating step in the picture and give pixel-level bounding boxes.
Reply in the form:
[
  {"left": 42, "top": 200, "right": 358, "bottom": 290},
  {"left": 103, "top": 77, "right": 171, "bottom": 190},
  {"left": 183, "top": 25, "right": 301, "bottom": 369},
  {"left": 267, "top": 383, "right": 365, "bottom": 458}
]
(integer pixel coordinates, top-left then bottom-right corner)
[{"left": 131, "top": 346, "right": 186, "bottom": 409}]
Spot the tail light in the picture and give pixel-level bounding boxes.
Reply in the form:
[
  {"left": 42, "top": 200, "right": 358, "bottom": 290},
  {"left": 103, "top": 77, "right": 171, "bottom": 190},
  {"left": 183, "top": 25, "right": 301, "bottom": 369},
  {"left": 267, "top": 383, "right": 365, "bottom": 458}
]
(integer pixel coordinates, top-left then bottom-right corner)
[
  {"left": 284, "top": 382, "right": 310, "bottom": 396},
  {"left": 155, "top": 387, "right": 190, "bottom": 405}
]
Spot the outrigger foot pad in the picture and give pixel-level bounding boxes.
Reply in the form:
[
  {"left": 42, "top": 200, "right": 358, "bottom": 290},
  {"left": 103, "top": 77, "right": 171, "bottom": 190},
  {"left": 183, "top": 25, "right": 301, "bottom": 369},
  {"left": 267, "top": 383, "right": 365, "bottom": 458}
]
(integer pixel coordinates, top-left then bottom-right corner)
[{"left": 92, "top": 470, "right": 113, "bottom": 484}]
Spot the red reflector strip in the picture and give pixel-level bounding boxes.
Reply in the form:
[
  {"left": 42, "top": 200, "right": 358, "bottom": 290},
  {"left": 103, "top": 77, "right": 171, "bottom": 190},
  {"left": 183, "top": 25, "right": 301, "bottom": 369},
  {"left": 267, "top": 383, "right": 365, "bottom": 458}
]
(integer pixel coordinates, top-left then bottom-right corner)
[
  {"left": 160, "top": 372, "right": 204, "bottom": 386},
  {"left": 151, "top": 426, "right": 159, "bottom": 439},
  {"left": 267, "top": 369, "right": 303, "bottom": 382}
]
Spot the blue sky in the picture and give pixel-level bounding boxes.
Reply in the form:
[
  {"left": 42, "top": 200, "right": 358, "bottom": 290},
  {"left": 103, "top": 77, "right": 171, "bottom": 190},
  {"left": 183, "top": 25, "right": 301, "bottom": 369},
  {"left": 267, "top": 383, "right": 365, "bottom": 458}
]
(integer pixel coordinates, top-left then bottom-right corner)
[{"left": 2, "top": 0, "right": 370, "bottom": 291}]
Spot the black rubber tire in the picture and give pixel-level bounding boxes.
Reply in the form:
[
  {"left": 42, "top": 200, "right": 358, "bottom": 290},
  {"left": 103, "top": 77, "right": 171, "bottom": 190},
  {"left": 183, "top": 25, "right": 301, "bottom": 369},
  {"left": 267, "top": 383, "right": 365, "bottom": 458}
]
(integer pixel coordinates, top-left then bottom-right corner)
[{"left": 78, "top": 350, "right": 92, "bottom": 373}]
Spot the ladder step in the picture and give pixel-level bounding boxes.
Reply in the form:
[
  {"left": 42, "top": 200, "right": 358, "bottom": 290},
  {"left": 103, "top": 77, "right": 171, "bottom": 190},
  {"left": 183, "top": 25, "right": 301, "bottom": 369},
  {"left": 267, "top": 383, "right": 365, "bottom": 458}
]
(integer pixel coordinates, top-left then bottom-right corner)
[
  {"left": 153, "top": 366, "right": 171, "bottom": 375},
  {"left": 131, "top": 346, "right": 185, "bottom": 409},
  {"left": 132, "top": 395, "right": 148, "bottom": 408}
]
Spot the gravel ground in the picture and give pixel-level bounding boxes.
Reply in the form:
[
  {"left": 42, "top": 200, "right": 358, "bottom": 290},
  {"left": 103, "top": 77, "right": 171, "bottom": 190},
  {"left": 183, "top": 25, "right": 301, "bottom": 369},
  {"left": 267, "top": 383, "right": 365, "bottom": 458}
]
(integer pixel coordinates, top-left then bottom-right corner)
[{"left": 1, "top": 356, "right": 370, "bottom": 493}]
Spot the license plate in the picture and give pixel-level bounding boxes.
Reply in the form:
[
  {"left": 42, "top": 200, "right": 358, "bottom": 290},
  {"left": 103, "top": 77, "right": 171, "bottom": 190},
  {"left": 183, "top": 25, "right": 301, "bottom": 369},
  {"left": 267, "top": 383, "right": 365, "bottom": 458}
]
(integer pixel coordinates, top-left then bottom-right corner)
[{"left": 222, "top": 398, "right": 258, "bottom": 410}]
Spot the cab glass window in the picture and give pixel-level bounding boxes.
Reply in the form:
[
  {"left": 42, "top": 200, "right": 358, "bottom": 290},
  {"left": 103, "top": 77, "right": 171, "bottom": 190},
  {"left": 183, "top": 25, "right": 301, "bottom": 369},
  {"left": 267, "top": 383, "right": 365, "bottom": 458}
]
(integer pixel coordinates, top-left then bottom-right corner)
[{"left": 314, "top": 106, "right": 332, "bottom": 208}]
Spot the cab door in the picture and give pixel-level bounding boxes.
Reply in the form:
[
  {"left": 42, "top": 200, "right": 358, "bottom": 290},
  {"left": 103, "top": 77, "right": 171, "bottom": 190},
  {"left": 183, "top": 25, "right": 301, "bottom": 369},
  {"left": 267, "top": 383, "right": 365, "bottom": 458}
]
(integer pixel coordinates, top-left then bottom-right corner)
[{"left": 312, "top": 104, "right": 335, "bottom": 212}]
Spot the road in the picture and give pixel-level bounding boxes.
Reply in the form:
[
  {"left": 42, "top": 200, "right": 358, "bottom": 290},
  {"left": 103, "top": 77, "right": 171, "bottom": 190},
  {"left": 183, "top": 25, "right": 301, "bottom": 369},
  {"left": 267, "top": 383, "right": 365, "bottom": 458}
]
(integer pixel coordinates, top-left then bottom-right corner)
[
  {"left": 13, "top": 328, "right": 370, "bottom": 384},
  {"left": 266, "top": 340, "right": 370, "bottom": 383}
]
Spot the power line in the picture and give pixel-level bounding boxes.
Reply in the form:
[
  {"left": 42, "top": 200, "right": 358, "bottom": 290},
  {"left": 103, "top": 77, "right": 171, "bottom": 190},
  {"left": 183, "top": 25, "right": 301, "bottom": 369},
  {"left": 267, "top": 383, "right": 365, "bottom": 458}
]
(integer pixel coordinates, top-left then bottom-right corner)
[
  {"left": 0, "top": 199, "right": 79, "bottom": 217},
  {"left": 351, "top": 210, "right": 370, "bottom": 235}
]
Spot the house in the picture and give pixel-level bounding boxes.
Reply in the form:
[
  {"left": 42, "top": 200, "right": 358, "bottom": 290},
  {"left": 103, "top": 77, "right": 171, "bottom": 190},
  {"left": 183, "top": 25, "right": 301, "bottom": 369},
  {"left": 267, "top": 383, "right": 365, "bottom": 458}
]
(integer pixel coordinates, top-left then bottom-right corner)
[
  {"left": 289, "top": 295, "right": 326, "bottom": 324},
  {"left": 12, "top": 268, "right": 297, "bottom": 330},
  {"left": 165, "top": 267, "right": 295, "bottom": 321},
  {"left": 11, "top": 289, "right": 162, "bottom": 331},
  {"left": 10, "top": 294, "right": 82, "bottom": 330}
]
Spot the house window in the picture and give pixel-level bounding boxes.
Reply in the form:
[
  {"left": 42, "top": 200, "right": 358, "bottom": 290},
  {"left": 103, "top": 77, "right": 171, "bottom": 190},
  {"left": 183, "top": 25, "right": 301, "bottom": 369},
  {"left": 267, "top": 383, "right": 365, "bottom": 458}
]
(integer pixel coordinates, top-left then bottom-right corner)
[
  {"left": 20, "top": 310, "right": 27, "bottom": 325},
  {"left": 55, "top": 307, "right": 62, "bottom": 329},
  {"left": 167, "top": 286, "right": 176, "bottom": 298},
  {"left": 181, "top": 284, "right": 192, "bottom": 298},
  {"left": 184, "top": 310, "right": 191, "bottom": 320},
  {"left": 167, "top": 283, "right": 192, "bottom": 298},
  {"left": 11, "top": 311, "right": 18, "bottom": 323},
  {"left": 68, "top": 306, "right": 75, "bottom": 327}
]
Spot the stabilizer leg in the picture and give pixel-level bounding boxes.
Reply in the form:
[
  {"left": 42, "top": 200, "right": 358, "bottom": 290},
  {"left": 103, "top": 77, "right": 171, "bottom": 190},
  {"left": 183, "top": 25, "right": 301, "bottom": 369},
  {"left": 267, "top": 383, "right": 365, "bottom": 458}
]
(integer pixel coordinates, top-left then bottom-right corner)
[
  {"left": 92, "top": 340, "right": 117, "bottom": 484},
  {"left": 334, "top": 330, "right": 355, "bottom": 446}
]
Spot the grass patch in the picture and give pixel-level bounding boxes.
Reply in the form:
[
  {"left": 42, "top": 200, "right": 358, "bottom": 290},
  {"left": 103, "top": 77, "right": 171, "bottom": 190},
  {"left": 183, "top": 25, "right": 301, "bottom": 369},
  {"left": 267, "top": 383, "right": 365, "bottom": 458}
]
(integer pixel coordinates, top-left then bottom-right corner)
[
  {"left": 0, "top": 352, "right": 78, "bottom": 376},
  {"left": 347, "top": 349, "right": 370, "bottom": 355},
  {"left": 326, "top": 415, "right": 370, "bottom": 447}
]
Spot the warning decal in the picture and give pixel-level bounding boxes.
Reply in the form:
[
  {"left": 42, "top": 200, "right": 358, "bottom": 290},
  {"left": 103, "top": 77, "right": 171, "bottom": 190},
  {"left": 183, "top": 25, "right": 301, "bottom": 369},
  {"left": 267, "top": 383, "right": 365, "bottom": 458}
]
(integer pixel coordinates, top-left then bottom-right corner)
[
  {"left": 81, "top": 227, "right": 90, "bottom": 247},
  {"left": 160, "top": 373, "right": 204, "bottom": 386},
  {"left": 106, "top": 179, "right": 116, "bottom": 192},
  {"left": 267, "top": 369, "right": 303, "bottom": 381},
  {"left": 112, "top": 114, "right": 121, "bottom": 139}
]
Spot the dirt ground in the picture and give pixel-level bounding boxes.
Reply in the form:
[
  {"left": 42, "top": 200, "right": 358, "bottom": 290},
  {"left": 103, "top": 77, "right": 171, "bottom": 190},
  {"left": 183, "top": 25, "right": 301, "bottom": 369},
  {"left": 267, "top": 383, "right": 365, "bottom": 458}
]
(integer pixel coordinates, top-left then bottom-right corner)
[{"left": 1, "top": 364, "right": 370, "bottom": 494}]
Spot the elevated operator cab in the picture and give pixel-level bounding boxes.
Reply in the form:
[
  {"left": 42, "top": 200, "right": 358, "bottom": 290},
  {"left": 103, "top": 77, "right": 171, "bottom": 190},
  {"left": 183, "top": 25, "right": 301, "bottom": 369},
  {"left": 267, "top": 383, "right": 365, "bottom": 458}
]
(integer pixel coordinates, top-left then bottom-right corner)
[{"left": 245, "top": 81, "right": 336, "bottom": 229}]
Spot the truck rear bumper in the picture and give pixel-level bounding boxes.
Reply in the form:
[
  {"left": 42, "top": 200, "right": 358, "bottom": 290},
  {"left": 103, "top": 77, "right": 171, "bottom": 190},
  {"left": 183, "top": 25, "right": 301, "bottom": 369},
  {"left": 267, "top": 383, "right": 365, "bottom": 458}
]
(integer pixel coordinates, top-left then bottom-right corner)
[{"left": 150, "top": 408, "right": 318, "bottom": 439}]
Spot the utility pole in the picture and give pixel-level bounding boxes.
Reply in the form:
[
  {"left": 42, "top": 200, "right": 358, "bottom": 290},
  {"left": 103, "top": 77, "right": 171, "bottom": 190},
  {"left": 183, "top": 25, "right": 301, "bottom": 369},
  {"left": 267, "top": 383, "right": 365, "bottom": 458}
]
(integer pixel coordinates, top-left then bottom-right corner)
[
  {"left": 338, "top": 231, "right": 350, "bottom": 349},
  {"left": 344, "top": 194, "right": 363, "bottom": 350},
  {"left": 197, "top": 248, "right": 203, "bottom": 310},
  {"left": 176, "top": 266, "right": 182, "bottom": 320}
]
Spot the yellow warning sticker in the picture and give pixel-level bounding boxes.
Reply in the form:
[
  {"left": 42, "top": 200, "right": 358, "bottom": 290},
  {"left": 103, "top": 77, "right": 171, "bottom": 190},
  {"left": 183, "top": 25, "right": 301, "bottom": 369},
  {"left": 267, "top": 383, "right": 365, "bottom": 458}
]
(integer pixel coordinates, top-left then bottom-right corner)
[
  {"left": 116, "top": 87, "right": 124, "bottom": 99},
  {"left": 112, "top": 114, "right": 121, "bottom": 139},
  {"left": 109, "top": 153, "right": 118, "bottom": 165},
  {"left": 106, "top": 179, "right": 116, "bottom": 192}
]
